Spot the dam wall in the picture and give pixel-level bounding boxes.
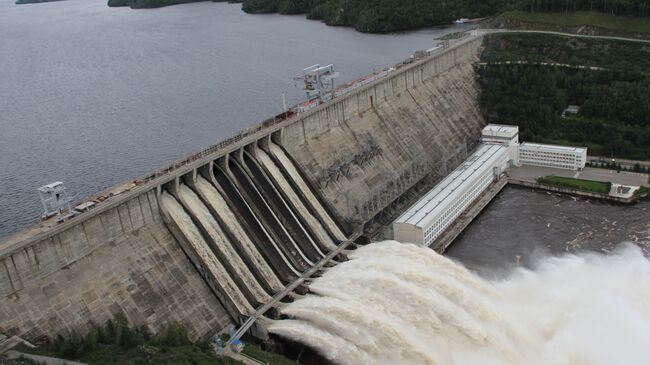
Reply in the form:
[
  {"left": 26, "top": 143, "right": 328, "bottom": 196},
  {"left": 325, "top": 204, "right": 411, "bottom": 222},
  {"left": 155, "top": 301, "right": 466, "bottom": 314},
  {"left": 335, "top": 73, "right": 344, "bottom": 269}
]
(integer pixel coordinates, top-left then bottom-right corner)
[
  {"left": 280, "top": 36, "right": 485, "bottom": 229},
  {"left": 0, "top": 34, "right": 486, "bottom": 341},
  {"left": 0, "top": 189, "right": 230, "bottom": 339}
]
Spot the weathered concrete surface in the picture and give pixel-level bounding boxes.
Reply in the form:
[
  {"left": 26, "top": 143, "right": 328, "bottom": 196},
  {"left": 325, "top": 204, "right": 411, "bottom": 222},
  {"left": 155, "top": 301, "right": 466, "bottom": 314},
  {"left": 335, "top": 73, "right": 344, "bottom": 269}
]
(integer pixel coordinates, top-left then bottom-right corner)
[
  {"left": 281, "top": 38, "right": 485, "bottom": 225},
  {"left": 0, "top": 190, "right": 230, "bottom": 341},
  {"left": 0, "top": 35, "right": 488, "bottom": 342}
]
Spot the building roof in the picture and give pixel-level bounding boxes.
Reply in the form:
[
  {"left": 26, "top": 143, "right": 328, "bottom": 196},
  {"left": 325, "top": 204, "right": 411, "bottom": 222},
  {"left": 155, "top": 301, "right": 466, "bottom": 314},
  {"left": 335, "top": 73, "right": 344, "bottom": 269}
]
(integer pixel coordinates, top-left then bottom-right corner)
[
  {"left": 38, "top": 182, "right": 64, "bottom": 192},
  {"left": 395, "top": 144, "right": 507, "bottom": 228},
  {"left": 520, "top": 142, "right": 586, "bottom": 154},
  {"left": 482, "top": 124, "right": 518, "bottom": 139}
]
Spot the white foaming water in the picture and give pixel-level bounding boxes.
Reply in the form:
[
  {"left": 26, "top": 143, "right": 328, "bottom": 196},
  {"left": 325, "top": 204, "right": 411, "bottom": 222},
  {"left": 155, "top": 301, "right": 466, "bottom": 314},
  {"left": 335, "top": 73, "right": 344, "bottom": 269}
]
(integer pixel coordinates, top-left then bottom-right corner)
[{"left": 269, "top": 240, "right": 650, "bottom": 365}]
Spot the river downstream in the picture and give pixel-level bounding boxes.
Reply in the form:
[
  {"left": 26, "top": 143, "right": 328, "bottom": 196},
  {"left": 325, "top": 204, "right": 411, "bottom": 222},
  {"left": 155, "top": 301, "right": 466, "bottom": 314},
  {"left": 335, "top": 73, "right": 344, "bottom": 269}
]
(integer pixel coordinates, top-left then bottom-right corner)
[{"left": 447, "top": 186, "right": 650, "bottom": 273}]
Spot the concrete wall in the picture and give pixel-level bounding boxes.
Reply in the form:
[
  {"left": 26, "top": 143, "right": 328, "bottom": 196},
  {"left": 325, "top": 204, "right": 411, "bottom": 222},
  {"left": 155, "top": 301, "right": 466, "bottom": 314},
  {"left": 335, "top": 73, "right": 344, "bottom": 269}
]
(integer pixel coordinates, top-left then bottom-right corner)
[
  {"left": 0, "top": 35, "right": 487, "bottom": 341},
  {"left": 281, "top": 38, "right": 485, "bottom": 225},
  {"left": 0, "top": 189, "right": 230, "bottom": 340}
]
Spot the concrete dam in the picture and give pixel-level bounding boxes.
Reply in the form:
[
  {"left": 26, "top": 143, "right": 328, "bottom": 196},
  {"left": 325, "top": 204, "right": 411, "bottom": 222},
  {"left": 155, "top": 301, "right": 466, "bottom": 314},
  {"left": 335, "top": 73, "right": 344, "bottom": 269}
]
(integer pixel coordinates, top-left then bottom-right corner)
[{"left": 0, "top": 34, "right": 485, "bottom": 342}]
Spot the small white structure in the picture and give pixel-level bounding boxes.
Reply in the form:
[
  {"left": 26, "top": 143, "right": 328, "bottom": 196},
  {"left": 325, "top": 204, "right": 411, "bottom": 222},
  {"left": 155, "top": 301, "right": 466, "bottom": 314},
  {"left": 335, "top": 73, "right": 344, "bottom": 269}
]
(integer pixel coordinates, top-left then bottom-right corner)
[
  {"left": 481, "top": 124, "right": 520, "bottom": 164},
  {"left": 74, "top": 201, "right": 96, "bottom": 213},
  {"left": 519, "top": 143, "right": 587, "bottom": 170},
  {"left": 481, "top": 124, "right": 519, "bottom": 145},
  {"left": 562, "top": 105, "right": 580, "bottom": 118},
  {"left": 393, "top": 144, "right": 511, "bottom": 246},
  {"left": 38, "top": 182, "right": 73, "bottom": 220}
]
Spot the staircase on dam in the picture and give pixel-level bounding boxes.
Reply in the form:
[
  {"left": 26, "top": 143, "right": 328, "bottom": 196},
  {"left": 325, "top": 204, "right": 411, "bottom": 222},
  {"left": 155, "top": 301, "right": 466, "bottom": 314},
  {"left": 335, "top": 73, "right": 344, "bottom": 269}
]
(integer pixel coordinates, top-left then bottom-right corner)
[{"left": 158, "top": 140, "right": 349, "bottom": 333}]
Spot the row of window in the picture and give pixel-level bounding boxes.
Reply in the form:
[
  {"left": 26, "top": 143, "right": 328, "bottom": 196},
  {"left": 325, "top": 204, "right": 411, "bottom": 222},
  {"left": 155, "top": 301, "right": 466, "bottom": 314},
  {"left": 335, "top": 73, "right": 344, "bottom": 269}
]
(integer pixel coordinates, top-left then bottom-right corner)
[
  {"left": 423, "top": 171, "right": 494, "bottom": 246},
  {"left": 520, "top": 159, "right": 578, "bottom": 170}
]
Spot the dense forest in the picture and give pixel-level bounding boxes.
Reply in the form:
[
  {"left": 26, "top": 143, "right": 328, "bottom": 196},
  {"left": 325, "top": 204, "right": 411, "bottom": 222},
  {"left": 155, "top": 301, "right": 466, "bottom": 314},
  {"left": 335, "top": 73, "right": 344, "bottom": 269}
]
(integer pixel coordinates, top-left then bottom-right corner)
[
  {"left": 516, "top": 0, "right": 650, "bottom": 16},
  {"left": 106, "top": 0, "right": 650, "bottom": 27},
  {"left": 479, "top": 34, "right": 650, "bottom": 160},
  {"left": 238, "top": 0, "right": 650, "bottom": 32}
]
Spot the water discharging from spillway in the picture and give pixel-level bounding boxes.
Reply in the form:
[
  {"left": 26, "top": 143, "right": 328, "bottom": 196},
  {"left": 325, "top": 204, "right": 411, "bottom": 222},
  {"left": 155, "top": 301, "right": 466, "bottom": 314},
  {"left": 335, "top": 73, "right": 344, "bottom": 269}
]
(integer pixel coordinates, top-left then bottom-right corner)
[{"left": 269, "top": 241, "right": 650, "bottom": 365}]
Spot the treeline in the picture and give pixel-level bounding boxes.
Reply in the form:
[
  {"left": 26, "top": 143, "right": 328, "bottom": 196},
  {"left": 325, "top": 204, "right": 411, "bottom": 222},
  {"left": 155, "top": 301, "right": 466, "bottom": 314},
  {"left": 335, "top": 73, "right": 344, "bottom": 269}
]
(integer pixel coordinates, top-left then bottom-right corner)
[
  {"left": 107, "top": 0, "right": 207, "bottom": 9},
  {"left": 239, "top": 0, "right": 650, "bottom": 32},
  {"left": 517, "top": 0, "right": 650, "bottom": 17},
  {"left": 18, "top": 313, "right": 239, "bottom": 365},
  {"left": 479, "top": 64, "right": 650, "bottom": 160},
  {"left": 242, "top": 0, "right": 512, "bottom": 32}
]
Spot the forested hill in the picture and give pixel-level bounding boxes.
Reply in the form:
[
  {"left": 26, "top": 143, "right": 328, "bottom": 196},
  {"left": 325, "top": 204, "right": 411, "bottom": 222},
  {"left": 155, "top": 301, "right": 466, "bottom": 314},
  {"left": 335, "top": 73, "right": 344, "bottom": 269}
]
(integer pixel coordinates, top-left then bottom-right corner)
[
  {"left": 241, "top": 0, "right": 501, "bottom": 32},
  {"left": 106, "top": 0, "right": 650, "bottom": 30},
  {"left": 240, "top": 0, "right": 650, "bottom": 33}
]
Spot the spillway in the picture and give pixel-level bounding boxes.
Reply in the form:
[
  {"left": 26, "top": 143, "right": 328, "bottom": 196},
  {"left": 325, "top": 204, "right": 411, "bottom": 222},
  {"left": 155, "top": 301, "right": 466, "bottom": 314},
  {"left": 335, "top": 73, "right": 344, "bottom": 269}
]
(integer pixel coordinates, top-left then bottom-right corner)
[
  {"left": 160, "top": 192, "right": 254, "bottom": 319},
  {"left": 268, "top": 142, "right": 347, "bottom": 242},
  {"left": 212, "top": 164, "right": 302, "bottom": 282},
  {"left": 226, "top": 157, "right": 314, "bottom": 271},
  {"left": 175, "top": 184, "right": 271, "bottom": 305},
  {"left": 156, "top": 139, "right": 353, "bottom": 325},
  {"left": 270, "top": 241, "right": 650, "bottom": 365},
  {"left": 194, "top": 175, "right": 284, "bottom": 293},
  {"left": 241, "top": 150, "right": 325, "bottom": 262},
  {"left": 254, "top": 145, "right": 337, "bottom": 252}
]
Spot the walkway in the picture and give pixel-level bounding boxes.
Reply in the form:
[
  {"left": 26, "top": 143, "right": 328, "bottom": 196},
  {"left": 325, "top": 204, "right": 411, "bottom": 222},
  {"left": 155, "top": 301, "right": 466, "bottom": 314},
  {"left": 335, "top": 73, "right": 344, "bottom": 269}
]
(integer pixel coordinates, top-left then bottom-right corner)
[
  {"left": 227, "top": 231, "right": 361, "bottom": 345},
  {"left": 5, "top": 351, "right": 87, "bottom": 365}
]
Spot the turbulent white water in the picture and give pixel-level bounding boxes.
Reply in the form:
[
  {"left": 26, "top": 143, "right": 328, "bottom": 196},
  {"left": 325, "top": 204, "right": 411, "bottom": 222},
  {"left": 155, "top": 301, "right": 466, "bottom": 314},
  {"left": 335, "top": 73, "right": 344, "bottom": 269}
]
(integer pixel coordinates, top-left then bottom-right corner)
[{"left": 269, "top": 240, "right": 650, "bottom": 365}]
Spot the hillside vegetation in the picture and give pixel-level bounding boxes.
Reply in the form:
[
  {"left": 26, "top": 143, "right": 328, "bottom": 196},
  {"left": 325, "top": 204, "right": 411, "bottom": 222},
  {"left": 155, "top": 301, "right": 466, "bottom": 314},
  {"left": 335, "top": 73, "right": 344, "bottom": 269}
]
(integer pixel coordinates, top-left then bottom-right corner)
[
  {"left": 13, "top": 314, "right": 294, "bottom": 365},
  {"left": 238, "top": 0, "right": 650, "bottom": 33},
  {"left": 496, "top": 10, "right": 650, "bottom": 38},
  {"left": 479, "top": 33, "right": 650, "bottom": 160},
  {"left": 107, "top": 0, "right": 650, "bottom": 33}
]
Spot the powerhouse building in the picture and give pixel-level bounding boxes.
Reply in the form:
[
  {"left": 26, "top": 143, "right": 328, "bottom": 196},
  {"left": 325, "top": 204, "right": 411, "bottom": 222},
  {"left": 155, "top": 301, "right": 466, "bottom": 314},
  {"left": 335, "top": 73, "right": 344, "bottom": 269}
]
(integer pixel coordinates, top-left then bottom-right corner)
[
  {"left": 519, "top": 143, "right": 587, "bottom": 170},
  {"left": 393, "top": 123, "right": 588, "bottom": 247},
  {"left": 393, "top": 143, "right": 511, "bottom": 246}
]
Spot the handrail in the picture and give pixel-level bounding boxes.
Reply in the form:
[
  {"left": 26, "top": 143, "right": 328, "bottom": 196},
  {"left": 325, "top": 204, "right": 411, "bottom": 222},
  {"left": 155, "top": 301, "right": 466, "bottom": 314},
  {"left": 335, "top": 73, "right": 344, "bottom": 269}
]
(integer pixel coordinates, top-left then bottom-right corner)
[{"left": 227, "top": 231, "right": 362, "bottom": 345}]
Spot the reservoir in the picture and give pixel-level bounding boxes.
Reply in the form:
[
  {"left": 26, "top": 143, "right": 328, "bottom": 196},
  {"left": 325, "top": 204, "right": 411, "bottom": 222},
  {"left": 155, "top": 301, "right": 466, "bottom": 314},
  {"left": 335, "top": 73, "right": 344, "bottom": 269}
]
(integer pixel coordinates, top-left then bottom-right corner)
[{"left": 0, "top": 0, "right": 471, "bottom": 238}]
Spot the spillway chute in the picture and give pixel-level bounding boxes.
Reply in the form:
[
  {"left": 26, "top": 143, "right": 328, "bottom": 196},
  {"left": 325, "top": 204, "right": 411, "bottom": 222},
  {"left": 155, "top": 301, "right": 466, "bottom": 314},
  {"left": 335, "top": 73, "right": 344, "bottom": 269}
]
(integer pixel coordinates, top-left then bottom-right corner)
[
  {"left": 194, "top": 175, "right": 285, "bottom": 293},
  {"left": 175, "top": 184, "right": 271, "bottom": 306},
  {"left": 159, "top": 192, "right": 254, "bottom": 320}
]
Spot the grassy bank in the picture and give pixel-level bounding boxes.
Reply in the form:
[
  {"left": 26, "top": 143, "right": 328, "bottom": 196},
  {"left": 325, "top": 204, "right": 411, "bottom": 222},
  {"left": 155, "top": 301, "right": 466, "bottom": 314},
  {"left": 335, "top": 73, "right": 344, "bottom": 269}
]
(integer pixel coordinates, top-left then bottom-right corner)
[
  {"left": 537, "top": 175, "right": 612, "bottom": 194},
  {"left": 500, "top": 10, "right": 650, "bottom": 36}
]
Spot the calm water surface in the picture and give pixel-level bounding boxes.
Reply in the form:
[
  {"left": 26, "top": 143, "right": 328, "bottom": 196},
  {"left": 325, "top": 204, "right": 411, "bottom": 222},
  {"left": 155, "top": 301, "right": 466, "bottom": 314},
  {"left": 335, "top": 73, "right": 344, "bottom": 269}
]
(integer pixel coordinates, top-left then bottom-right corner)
[{"left": 0, "top": 0, "right": 472, "bottom": 238}]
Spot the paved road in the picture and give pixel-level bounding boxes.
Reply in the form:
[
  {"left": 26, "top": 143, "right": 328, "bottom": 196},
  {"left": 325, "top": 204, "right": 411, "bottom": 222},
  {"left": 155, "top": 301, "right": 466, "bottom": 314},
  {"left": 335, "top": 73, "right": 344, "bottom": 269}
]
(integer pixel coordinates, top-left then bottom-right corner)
[{"left": 479, "top": 29, "right": 650, "bottom": 44}]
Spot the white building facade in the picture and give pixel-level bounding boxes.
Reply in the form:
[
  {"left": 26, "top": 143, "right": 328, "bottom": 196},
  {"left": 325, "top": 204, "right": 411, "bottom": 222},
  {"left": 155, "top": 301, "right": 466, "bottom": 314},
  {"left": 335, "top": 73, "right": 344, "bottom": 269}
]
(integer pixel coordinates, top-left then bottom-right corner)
[
  {"left": 481, "top": 124, "right": 520, "bottom": 164},
  {"left": 393, "top": 123, "right": 588, "bottom": 247},
  {"left": 519, "top": 143, "right": 587, "bottom": 170},
  {"left": 393, "top": 143, "right": 511, "bottom": 247}
]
